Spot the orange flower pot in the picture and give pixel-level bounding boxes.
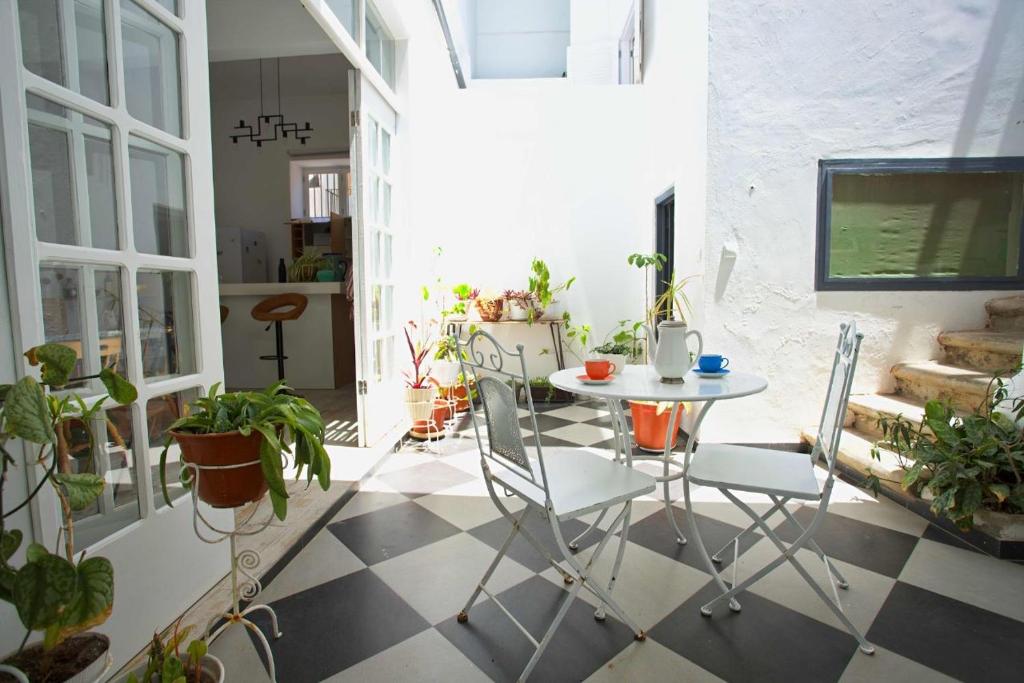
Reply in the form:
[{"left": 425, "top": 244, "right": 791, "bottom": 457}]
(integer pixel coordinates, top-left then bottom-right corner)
[{"left": 629, "top": 401, "right": 685, "bottom": 452}]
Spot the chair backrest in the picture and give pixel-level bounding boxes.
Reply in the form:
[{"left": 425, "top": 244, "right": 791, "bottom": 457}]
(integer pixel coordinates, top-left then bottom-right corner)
[
  {"left": 814, "top": 321, "right": 863, "bottom": 478},
  {"left": 455, "top": 330, "right": 551, "bottom": 495}
]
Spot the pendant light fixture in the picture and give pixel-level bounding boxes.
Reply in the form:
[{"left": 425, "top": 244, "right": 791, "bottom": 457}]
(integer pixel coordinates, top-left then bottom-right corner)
[{"left": 231, "top": 58, "right": 313, "bottom": 147}]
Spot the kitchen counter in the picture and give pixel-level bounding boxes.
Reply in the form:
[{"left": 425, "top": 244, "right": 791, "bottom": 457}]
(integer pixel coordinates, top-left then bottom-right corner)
[{"left": 219, "top": 281, "right": 353, "bottom": 390}]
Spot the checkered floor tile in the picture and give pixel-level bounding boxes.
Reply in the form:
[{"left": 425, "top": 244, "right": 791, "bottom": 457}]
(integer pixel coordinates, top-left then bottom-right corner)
[{"left": 209, "top": 400, "right": 1024, "bottom": 682}]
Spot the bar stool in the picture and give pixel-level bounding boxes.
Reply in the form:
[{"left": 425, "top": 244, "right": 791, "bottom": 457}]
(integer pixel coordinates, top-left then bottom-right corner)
[{"left": 251, "top": 293, "right": 308, "bottom": 381}]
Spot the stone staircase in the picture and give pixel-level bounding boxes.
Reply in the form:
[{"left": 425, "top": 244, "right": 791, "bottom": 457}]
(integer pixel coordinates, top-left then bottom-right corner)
[{"left": 801, "top": 294, "right": 1024, "bottom": 491}]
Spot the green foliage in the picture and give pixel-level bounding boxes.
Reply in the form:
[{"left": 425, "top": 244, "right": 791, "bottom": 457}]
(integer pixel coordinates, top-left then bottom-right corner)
[
  {"left": 527, "top": 258, "right": 574, "bottom": 323},
  {"left": 627, "top": 252, "right": 667, "bottom": 271},
  {"left": 129, "top": 624, "right": 209, "bottom": 683},
  {"left": 647, "top": 274, "right": 696, "bottom": 325},
  {"left": 3, "top": 377, "right": 55, "bottom": 444},
  {"left": 593, "top": 319, "right": 645, "bottom": 360},
  {"left": 159, "top": 381, "right": 331, "bottom": 521},
  {"left": 24, "top": 343, "right": 78, "bottom": 388},
  {"left": 0, "top": 344, "right": 136, "bottom": 657},
  {"left": 867, "top": 377, "right": 1024, "bottom": 531}
]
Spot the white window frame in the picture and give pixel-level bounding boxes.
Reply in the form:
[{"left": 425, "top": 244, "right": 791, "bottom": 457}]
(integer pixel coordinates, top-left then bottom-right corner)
[{"left": 0, "top": 0, "right": 226, "bottom": 553}]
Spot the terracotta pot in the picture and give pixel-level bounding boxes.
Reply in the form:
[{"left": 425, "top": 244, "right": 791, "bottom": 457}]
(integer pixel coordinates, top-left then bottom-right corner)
[
  {"left": 630, "top": 401, "right": 685, "bottom": 452},
  {"left": 171, "top": 430, "right": 269, "bottom": 508},
  {"left": 440, "top": 384, "right": 471, "bottom": 412}
]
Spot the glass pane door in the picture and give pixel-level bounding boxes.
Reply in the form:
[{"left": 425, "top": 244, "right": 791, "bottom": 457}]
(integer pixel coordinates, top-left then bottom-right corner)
[{"left": 0, "top": 0, "right": 228, "bottom": 668}]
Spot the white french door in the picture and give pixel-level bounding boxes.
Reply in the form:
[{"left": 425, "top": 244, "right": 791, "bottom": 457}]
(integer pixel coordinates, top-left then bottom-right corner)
[
  {"left": 349, "top": 71, "right": 403, "bottom": 446},
  {"left": 0, "top": 0, "right": 229, "bottom": 668}
]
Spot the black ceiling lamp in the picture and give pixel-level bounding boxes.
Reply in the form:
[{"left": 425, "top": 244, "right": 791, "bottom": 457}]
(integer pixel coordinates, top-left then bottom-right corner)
[{"left": 231, "top": 57, "right": 313, "bottom": 147}]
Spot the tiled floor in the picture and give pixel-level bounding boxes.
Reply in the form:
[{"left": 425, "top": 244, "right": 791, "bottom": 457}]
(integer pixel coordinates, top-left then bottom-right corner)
[{"left": 210, "top": 401, "right": 1024, "bottom": 682}]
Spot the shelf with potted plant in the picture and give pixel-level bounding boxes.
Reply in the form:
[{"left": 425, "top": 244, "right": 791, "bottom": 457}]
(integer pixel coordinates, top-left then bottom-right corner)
[{"left": 1, "top": 343, "right": 137, "bottom": 683}]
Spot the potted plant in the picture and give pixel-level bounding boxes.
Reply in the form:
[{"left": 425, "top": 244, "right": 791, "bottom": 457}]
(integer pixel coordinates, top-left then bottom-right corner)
[
  {"left": 504, "top": 290, "right": 539, "bottom": 322},
  {"left": 527, "top": 258, "right": 575, "bottom": 322},
  {"left": 472, "top": 292, "right": 504, "bottom": 322},
  {"left": 159, "top": 382, "right": 330, "bottom": 521},
  {"left": 448, "top": 284, "right": 475, "bottom": 322},
  {"left": 402, "top": 322, "right": 439, "bottom": 435},
  {"left": 1, "top": 344, "right": 136, "bottom": 682},
  {"left": 626, "top": 253, "right": 698, "bottom": 450},
  {"left": 866, "top": 377, "right": 1024, "bottom": 532},
  {"left": 124, "top": 623, "right": 223, "bottom": 683},
  {"left": 517, "top": 377, "right": 574, "bottom": 405},
  {"left": 592, "top": 319, "right": 646, "bottom": 369}
]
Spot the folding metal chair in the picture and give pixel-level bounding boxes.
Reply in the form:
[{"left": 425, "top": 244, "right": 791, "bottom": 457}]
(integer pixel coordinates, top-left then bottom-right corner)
[
  {"left": 682, "top": 321, "right": 875, "bottom": 654},
  {"left": 455, "top": 330, "right": 657, "bottom": 681}
]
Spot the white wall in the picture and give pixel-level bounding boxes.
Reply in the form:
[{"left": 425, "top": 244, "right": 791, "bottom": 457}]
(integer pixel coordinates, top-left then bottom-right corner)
[
  {"left": 401, "top": 0, "right": 707, "bottom": 375},
  {"left": 210, "top": 54, "right": 350, "bottom": 276},
  {"left": 700, "top": 0, "right": 1024, "bottom": 442},
  {"left": 473, "top": 0, "right": 570, "bottom": 79},
  {"left": 567, "top": 0, "right": 634, "bottom": 85}
]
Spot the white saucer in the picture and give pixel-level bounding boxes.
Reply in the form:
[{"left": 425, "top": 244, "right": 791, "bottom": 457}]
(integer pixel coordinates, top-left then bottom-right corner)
[{"left": 695, "top": 368, "right": 731, "bottom": 378}]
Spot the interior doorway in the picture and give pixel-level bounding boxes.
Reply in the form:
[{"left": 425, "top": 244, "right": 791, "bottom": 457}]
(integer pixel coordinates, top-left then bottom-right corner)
[{"left": 655, "top": 187, "right": 676, "bottom": 319}]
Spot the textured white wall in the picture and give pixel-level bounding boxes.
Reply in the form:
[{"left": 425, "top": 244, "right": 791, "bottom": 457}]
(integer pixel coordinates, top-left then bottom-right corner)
[{"left": 700, "top": 0, "right": 1024, "bottom": 442}]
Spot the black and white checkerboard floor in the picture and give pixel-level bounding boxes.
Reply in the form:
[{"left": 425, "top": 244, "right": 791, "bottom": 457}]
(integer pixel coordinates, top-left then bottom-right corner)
[{"left": 209, "top": 401, "right": 1024, "bottom": 682}]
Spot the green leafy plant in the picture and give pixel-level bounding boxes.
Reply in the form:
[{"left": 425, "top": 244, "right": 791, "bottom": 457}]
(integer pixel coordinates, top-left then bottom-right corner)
[
  {"left": 866, "top": 376, "right": 1024, "bottom": 531},
  {"left": 288, "top": 249, "right": 329, "bottom": 283},
  {"left": 561, "top": 312, "right": 593, "bottom": 364},
  {"left": 647, "top": 274, "right": 696, "bottom": 326},
  {"left": 127, "top": 623, "right": 211, "bottom": 683},
  {"left": 527, "top": 258, "right": 575, "bottom": 323},
  {"left": 1, "top": 343, "right": 135, "bottom": 670},
  {"left": 593, "top": 319, "right": 645, "bottom": 360},
  {"left": 158, "top": 382, "right": 330, "bottom": 521},
  {"left": 627, "top": 252, "right": 666, "bottom": 323}
]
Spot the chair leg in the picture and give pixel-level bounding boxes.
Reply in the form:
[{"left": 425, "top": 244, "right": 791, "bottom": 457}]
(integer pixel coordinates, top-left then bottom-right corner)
[
  {"left": 773, "top": 501, "right": 850, "bottom": 589},
  {"left": 569, "top": 508, "right": 608, "bottom": 551},
  {"left": 273, "top": 320, "right": 285, "bottom": 381},
  {"left": 519, "top": 580, "right": 582, "bottom": 682},
  {"left": 703, "top": 491, "right": 875, "bottom": 655},
  {"left": 459, "top": 507, "right": 529, "bottom": 622},
  {"left": 663, "top": 479, "right": 687, "bottom": 545},
  {"left": 594, "top": 501, "right": 632, "bottom": 621},
  {"left": 710, "top": 497, "right": 788, "bottom": 563}
]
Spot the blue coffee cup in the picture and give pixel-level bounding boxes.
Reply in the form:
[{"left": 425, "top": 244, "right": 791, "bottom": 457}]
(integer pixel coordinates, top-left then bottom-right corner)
[{"left": 698, "top": 354, "right": 729, "bottom": 372}]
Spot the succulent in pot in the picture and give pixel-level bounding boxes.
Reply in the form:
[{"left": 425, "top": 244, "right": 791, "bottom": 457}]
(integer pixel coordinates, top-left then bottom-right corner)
[
  {"left": 125, "top": 624, "right": 223, "bottom": 683},
  {"left": 1, "top": 343, "right": 137, "bottom": 683},
  {"left": 504, "top": 290, "right": 539, "bottom": 321},
  {"left": 158, "top": 382, "right": 330, "bottom": 521}
]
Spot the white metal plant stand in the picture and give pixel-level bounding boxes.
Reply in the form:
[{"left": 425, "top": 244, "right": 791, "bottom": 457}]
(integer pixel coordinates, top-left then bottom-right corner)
[{"left": 183, "top": 460, "right": 283, "bottom": 682}]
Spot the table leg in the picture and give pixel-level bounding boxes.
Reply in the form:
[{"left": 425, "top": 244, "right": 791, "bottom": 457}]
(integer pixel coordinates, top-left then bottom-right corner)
[
  {"left": 679, "top": 400, "right": 741, "bottom": 612},
  {"left": 661, "top": 402, "right": 688, "bottom": 545}
]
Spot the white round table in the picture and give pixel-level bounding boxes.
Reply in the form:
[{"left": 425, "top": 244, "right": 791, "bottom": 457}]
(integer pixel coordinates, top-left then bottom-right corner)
[{"left": 549, "top": 364, "right": 767, "bottom": 545}]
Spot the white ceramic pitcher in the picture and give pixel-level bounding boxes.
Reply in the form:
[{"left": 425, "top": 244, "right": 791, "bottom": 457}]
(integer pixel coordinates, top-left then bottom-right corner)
[{"left": 644, "top": 320, "right": 703, "bottom": 383}]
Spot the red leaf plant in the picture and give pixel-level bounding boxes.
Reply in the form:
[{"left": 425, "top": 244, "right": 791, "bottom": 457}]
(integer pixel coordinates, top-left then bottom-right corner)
[{"left": 403, "top": 321, "right": 434, "bottom": 388}]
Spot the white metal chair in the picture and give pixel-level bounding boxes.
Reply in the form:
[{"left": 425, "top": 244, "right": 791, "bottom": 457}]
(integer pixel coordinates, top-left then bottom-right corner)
[
  {"left": 455, "top": 330, "right": 656, "bottom": 681},
  {"left": 683, "top": 321, "right": 875, "bottom": 654}
]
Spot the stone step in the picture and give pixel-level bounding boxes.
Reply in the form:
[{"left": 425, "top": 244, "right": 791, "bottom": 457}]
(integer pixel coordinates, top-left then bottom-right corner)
[
  {"left": 986, "top": 295, "right": 1024, "bottom": 332},
  {"left": 938, "top": 329, "right": 1024, "bottom": 372},
  {"left": 801, "top": 427, "right": 913, "bottom": 494},
  {"left": 845, "top": 393, "right": 929, "bottom": 440},
  {"left": 891, "top": 361, "right": 995, "bottom": 413}
]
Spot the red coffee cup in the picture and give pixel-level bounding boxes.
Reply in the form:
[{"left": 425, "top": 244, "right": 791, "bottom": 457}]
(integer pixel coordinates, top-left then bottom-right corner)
[{"left": 585, "top": 359, "right": 616, "bottom": 380}]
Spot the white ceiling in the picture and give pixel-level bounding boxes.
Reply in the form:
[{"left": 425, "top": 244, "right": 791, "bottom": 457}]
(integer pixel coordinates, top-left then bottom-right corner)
[
  {"left": 207, "top": 0, "right": 338, "bottom": 62},
  {"left": 209, "top": 54, "right": 351, "bottom": 101}
]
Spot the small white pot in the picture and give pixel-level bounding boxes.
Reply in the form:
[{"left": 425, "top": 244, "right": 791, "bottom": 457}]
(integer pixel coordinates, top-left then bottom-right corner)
[
  {"left": 431, "top": 360, "right": 460, "bottom": 386},
  {"left": 508, "top": 301, "right": 530, "bottom": 321}
]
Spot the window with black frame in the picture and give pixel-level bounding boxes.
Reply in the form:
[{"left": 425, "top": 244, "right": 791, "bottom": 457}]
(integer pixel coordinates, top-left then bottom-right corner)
[{"left": 815, "top": 158, "right": 1024, "bottom": 291}]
